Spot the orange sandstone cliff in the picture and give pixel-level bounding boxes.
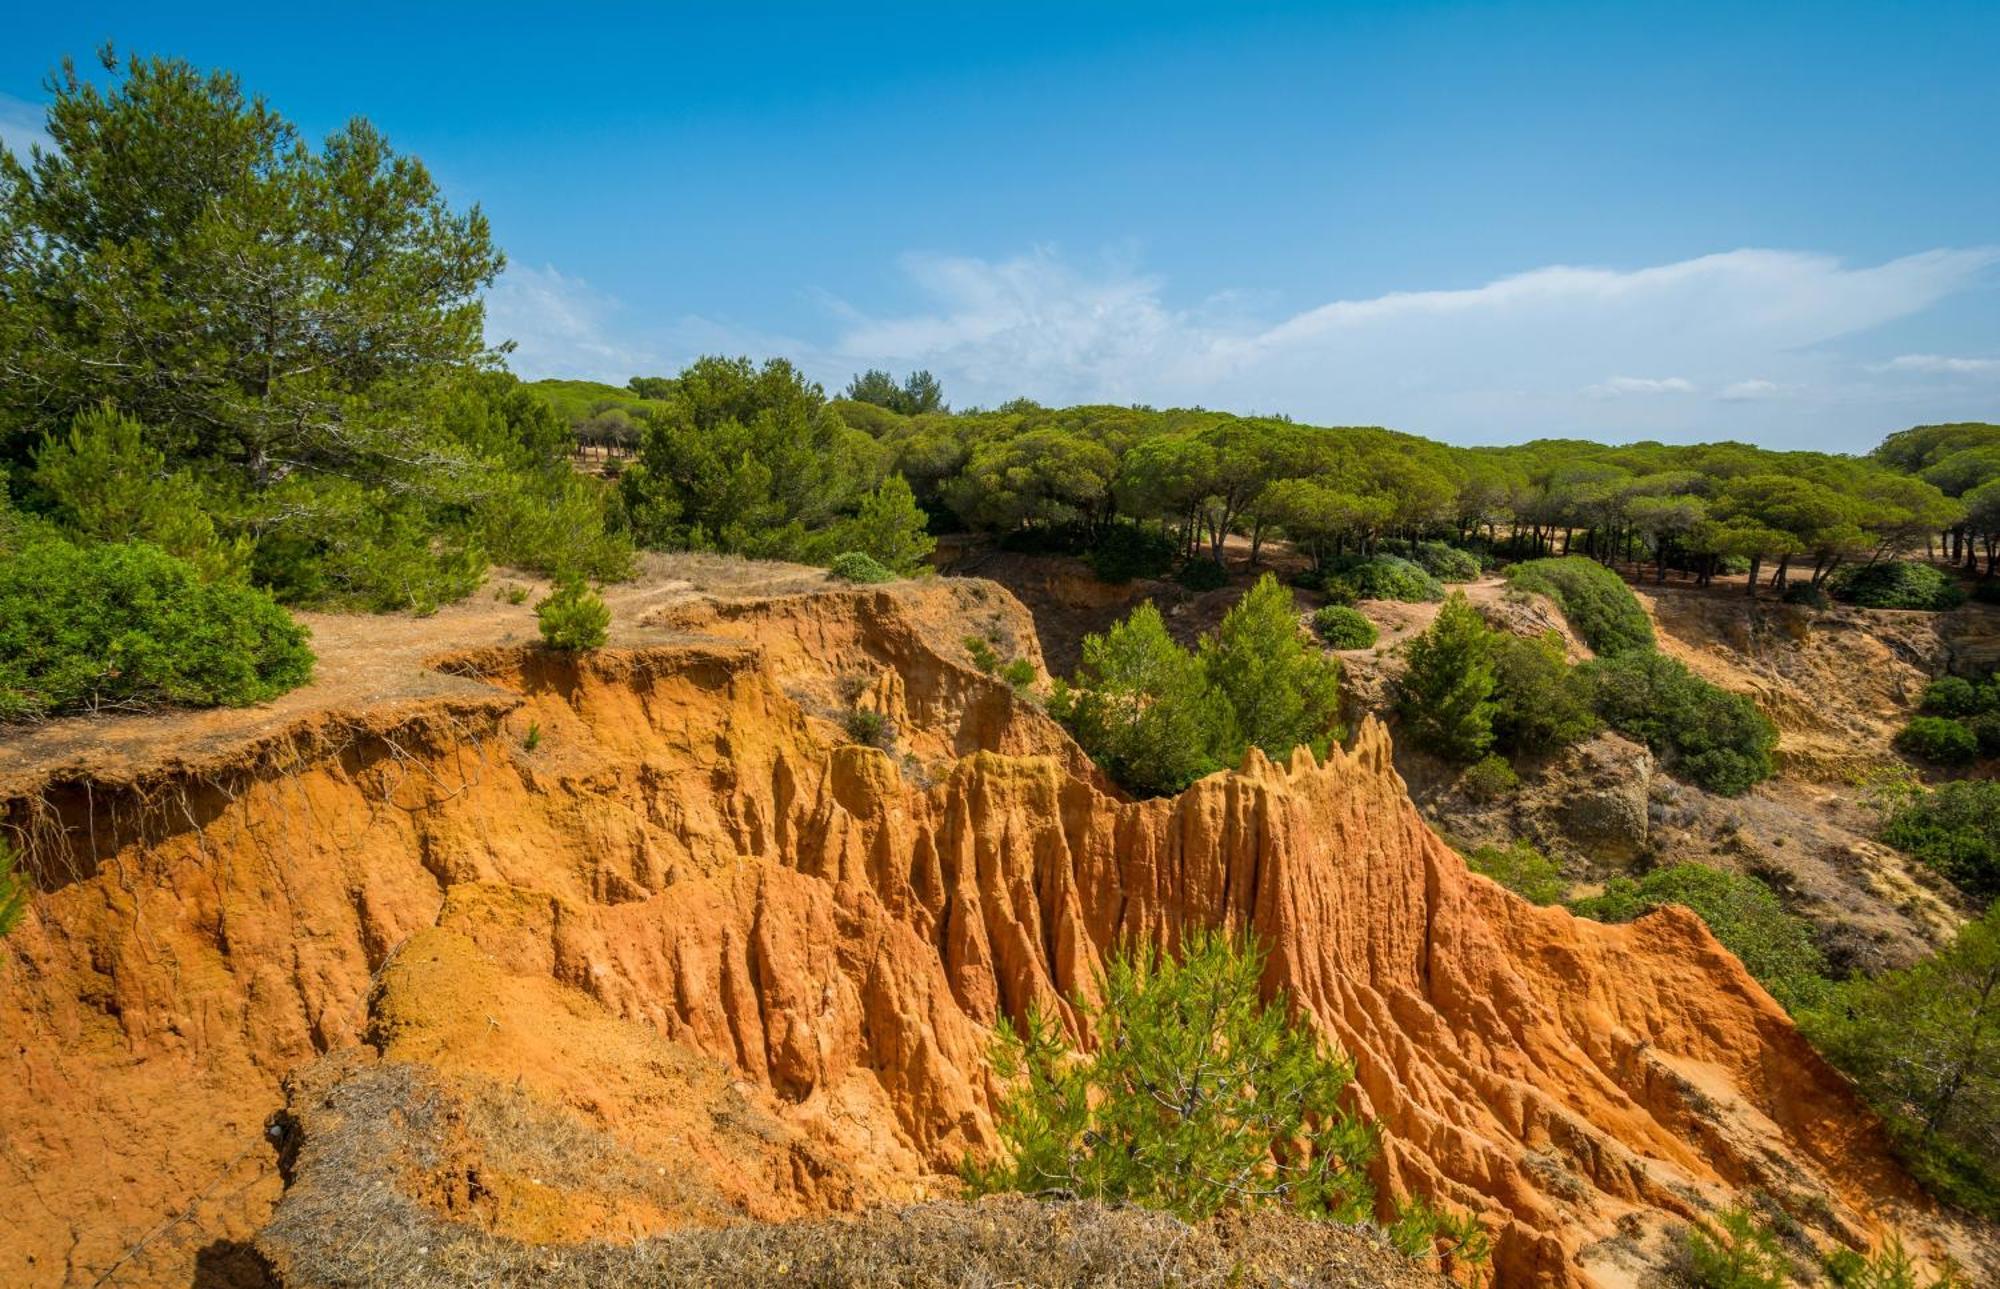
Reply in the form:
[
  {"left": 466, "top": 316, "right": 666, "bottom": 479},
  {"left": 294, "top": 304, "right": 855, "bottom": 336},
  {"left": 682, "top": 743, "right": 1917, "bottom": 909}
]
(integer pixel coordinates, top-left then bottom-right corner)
[{"left": 0, "top": 577, "right": 1963, "bottom": 1285}]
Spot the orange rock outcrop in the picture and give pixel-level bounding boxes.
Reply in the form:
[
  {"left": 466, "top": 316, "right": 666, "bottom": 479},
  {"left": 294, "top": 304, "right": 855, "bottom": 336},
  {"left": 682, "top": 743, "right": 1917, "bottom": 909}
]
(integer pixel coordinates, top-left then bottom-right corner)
[{"left": 0, "top": 582, "right": 1952, "bottom": 1285}]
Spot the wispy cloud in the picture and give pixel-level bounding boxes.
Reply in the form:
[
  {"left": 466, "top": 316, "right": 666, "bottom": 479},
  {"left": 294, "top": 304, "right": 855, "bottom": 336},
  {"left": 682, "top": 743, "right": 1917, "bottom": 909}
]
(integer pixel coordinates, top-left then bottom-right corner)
[
  {"left": 1718, "top": 379, "right": 1792, "bottom": 401},
  {"left": 0, "top": 91, "right": 50, "bottom": 158},
  {"left": 1585, "top": 376, "right": 1695, "bottom": 398},
  {"left": 1878, "top": 353, "right": 2000, "bottom": 376}
]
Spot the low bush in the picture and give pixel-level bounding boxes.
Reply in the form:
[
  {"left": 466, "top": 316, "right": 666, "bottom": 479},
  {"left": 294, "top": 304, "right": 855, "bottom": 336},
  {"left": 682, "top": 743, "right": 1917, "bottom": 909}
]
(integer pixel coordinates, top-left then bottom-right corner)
[
  {"left": 1330, "top": 555, "right": 1444, "bottom": 603},
  {"left": 964, "top": 932, "right": 1380, "bottom": 1223},
  {"left": 1880, "top": 779, "right": 2000, "bottom": 904},
  {"left": 1506, "top": 557, "right": 1655, "bottom": 655},
  {"left": 1490, "top": 630, "right": 1598, "bottom": 755},
  {"left": 1310, "top": 604, "right": 1377, "bottom": 649},
  {"left": 1175, "top": 558, "right": 1229, "bottom": 591},
  {"left": 1679, "top": 1206, "right": 1789, "bottom": 1289},
  {"left": 1920, "top": 675, "right": 1989, "bottom": 717},
  {"left": 1460, "top": 755, "right": 1521, "bottom": 802},
  {"left": 1087, "top": 522, "right": 1177, "bottom": 582},
  {"left": 1463, "top": 839, "right": 1563, "bottom": 903},
  {"left": 1570, "top": 864, "right": 1827, "bottom": 1011},
  {"left": 827, "top": 551, "right": 895, "bottom": 583},
  {"left": 999, "top": 657, "right": 1037, "bottom": 695},
  {"left": 842, "top": 708, "right": 894, "bottom": 749},
  {"left": 535, "top": 577, "right": 610, "bottom": 650},
  {"left": 1830, "top": 561, "right": 1966, "bottom": 611},
  {"left": 1780, "top": 583, "right": 1831, "bottom": 609},
  {"left": 1894, "top": 715, "right": 1979, "bottom": 766},
  {"left": 1967, "top": 710, "right": 2000, "bottom": 757},
  {"left": 1319, "top": 576, "right": 1359, "bottom": 605},
  {"left": 0, "top": 536, "right": 314, "bottom": 721},
  {"left": 1581, "top": 652, "right": 1776, "bottom": 795},
  {"left": 964, "top": 635, "right": 1002, "bottom": 674},
  {"left": 1802, "top": 905, "right": 2000, "bottom": 1219},
  {"left": 1409, "top": 540, "right": 1482, "bottom": 583}
]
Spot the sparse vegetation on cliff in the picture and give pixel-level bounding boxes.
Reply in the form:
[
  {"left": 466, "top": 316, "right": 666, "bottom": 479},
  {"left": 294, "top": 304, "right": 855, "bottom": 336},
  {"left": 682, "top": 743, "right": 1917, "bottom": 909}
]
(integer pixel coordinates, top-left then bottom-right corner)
[{"left": 534, "top": 576, "right": 610, "bottom": 650}]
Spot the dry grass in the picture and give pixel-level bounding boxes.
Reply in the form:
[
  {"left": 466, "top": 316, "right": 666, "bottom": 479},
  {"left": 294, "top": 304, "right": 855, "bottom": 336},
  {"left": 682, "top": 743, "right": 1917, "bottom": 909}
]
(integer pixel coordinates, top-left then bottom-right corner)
[{"left": 259, "top": 1057, "right": 1447, "bottom": 1289}]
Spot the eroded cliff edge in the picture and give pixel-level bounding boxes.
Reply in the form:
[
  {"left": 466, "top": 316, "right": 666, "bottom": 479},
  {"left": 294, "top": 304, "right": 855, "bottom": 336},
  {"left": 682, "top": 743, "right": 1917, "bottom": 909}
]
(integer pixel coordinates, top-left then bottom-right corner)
[{"left": 0, "top": 574, "right": 1970, "bottom": 1285}]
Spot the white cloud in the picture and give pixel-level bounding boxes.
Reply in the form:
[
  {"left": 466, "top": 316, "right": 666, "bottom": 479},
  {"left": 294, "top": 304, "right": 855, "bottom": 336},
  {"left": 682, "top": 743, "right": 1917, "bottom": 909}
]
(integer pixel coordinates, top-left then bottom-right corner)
[
  {"left": 1718, "top": 379, "right": 1792, "bottom": 401},
  {"left": 824, "top": 245, "right": 1999, "bottom": 445},
  {"left": 0, "top": 91, "right": 50, "bottom": 158},
  {"left": 1584, "top": 376, "right": 1696, "bottom": 398},
  {"left": 484, "top": 263, "right": 661, "bottom": 383},
  {"left": 1879, "top": 353, "right": 2000, "bottom": 376}
]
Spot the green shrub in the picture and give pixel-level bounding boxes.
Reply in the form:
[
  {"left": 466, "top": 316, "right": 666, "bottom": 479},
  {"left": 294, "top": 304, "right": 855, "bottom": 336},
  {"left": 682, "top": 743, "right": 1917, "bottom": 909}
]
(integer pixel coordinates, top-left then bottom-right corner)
[
  {"left": 1394, "top": 593, "right": 1496, "bottom": 762},
  {"left": 1460, "top": 755, "right": 1521, "bottom": 802},
  {"left": 999, "top": 657, "right": 1037, "bottom": 695},
  {"left": 1681, "top": 1206, "right": 1789, "bottom": 1289},
  {"left": 1894, "top": 715, "right": 1979, "bottom": 766},
  {"left": 1967, "top": 710, "right": 2000, "bottom": 757},
  {"left": 1506, "top": 557, "right": 1656, "bottom": 655},
  {"left": 1175, "top": 558, "right": 1229, "bottom": 591},
  {"left": 1050, "top": 604, "right": 1235, "bottom": 797},
  {"left": 1310, "top": 604, "right": 1378, "bottom": 649},
  {"left": 1490, "top": 630, "right": 1598, "bottom": 755},
  {"left": 1823, "top": 1235, "right": 1959, "bottom": 1288},
  {"left": 1920, "top": 675, "right": 1987, "bottom": 717},
  {"left": 1830, "top": 561, "right": 1966, "bottom": 611},
  {"left": 1463, "top": 839, "right": 1564, "bottom": 903},
  {"left": 1198, "top": 577, "right": 1343, "bottom": 763},
  {"left": 1319, "top": 575, "right": 1360, "bottom": 606},
  {"left": 842, "top": 707, "right": 894, "bottom": 749},
  {"left": 534, "top": 577, "right": 610, "bottom": 650},
  {"left": 964, "top": 932, "right": 1379, "bottom": 1223},
  {"left": 1780, "top": 583, "right": 1831, "bottom": 609},
  {"left": 1087, "top": 523, "right": 1177, "bottom": 583},
  {"left": 1581, "top": 652, "right": 1776, "bottom": 795},
  {"left": 1409, "top": 541, "right": 1482, "bottom": 583},
  {"left": 1331, "top": 555, "right": 1444, "bottom": 603},
  {"left": 964, "top": 635, "right": 1002, "bottom": 674},
  {"left": 0, "top": 536, "right": 314, "bottom": 721},
  {"left": 1802, "top": 905, "right": 2000, "bottom": 1218},
  {"left": 1880, "top": 779, "right": 2000, "bottom": 904},
  {"left": 827, "top": 551, "right": 896, "bottom": 583},
  {"left": 1570, "top": 864, "right": 1827, "bottom": 1011}
]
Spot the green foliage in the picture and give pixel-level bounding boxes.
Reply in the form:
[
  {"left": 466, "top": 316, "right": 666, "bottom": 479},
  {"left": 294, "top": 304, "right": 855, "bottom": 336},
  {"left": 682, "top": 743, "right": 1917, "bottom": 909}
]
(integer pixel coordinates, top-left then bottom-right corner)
[
  {"left": 1895, "top": 716, "right": 1979, "bottom": 766},
  {"left": 1050, "top": 603, "right": 1235, "bottom": 797},
  {"left": 1198, "top": 576, "right": 1343, "bottom": 763},
  {"left": 1920, "top": 676, "right": 1988, "bottom": 718},
  {"left": 1175, "top": 558, "right": 1229, "bottom": 591},
  {"left": 1780, "top": 582, "right": 1831, "bottom": 609},
  {"left": 1395, "top": 592, "right": 1497, "bottom": 762},
  {"left": 964, "top": 636, "right": 1002, "bottom": 674},
  {"left": 1802, "top": 905, "right": 2000, "bottom": 1219},
  {"left": 1489, "top": 630, "right": 1598, "bottom": 755},
  {"left": 1384, "top": 1194, "right": 1493, "bottom": 1280},
  {"left": 839, "top": 473, "right": 936, "bottom": 574},
  {"left": 1681, "top": 1206, "right": 1790, "bottom": 1289},
  {"left": 842, "top": 708, "right": 894, "bottom": 750},
  {"left": 1831, "top": 561, "right": 1966, "bottom": 611},
  {"left": 521, "top": 722, "right": 541, "bottom": 752},
  {"left": 1409, "top": 540, "right": 1481, "bottom": 583},
  {"left": 1823, "top": 1235, "right": 1966, "bottom": 1288},
  {"left": 843, "top": 368, "right": 946, "bottom": 415},
  {"left": 0, "top": 838, "right": 29, "bottom": 939},
  {"left": 964, "top": 932, "right": 1379, "bottom": 1224},
  {"left": 0, "top": 534, "right": 313, "bottom": 720},
  {"left": 1581, "top": 652, "right": 1777, "bottom": 795},
  {"left": 999, "top": 657, "right": 1037, "bottom": 695},
  {"left": 1570, "top": 865, "right": 1828, "bottom": 1012},
  {"left": 534, "top": 577, "right": 609, "bottom": 651},
  {"left": 828, "top": 551, "right": 896, "bottom": 584},
  {"left": 1086, "top": 522, "right": 1177, "bottom": 582},
  {"left": 1464, "top": 839, "right": 1563, "bottom": 903},
  {"left": 1331, "top": 555, "right": 1444, "bottom": 603},
  {"left": 1310, "top": 604, "right": 1378, "bottom": 649},
  {"left": 1460, "top": 754, "right": 1522, "bottom": 802},
  {"left": 1880, "top": 779, "right": 2000, "bottom": 905},
  {"left": 1506, "top": 557, "right": 1655, "bottom": 656}
]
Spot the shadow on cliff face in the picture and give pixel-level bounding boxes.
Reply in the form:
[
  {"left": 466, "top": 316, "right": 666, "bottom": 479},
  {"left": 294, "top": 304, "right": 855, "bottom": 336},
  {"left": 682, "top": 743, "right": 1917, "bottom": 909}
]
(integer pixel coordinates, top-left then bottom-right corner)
[{"left": 192, "top": 1239, "right": 277, "bottom": 1289}]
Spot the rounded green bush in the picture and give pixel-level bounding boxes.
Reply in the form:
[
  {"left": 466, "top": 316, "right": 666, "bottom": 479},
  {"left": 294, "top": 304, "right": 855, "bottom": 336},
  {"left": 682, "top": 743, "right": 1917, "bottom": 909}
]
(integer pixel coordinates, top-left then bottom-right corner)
[
  {"left": 1921, "top": 675, "right": 1986, "bottom": 717},
  {"left": 827, "top": 551, "right": 896, "bottom": 584},
  {"left": 535, "top": 576, "right": 611, "bottom": 650},
  {"left": 1505, "top": 557, "right": 1655, "bottom": 655},
  {"left": 1311, "top": 604, "right": 1378, "bottom": 649},
  {"left": 1411, "top": 541, "right": 1482, "bottom": 583},
  {"left": 1830, "top": 561, "right": 1966, "bottom": 611},
  {"left": 1780, "top": 583, "right": 1831, "bottom": 609},
  {"left": 1895, "top": 715, "right": 1979, "bottom": 765},
  {"left": 1881, "top": 779, "right": 2000, "bottom": 903},
  {"left": 0, "top": 536, "right": 314, "bottom": 720},
  {"left": 1580, "top": 651, "right": 1776, "bottom": 794},
  {"left": 1332, "top": 556, "right": 1444, "bottom": 603},
  {"left": 1460, "top": 753, "right": 1520, "bottom": 801}
]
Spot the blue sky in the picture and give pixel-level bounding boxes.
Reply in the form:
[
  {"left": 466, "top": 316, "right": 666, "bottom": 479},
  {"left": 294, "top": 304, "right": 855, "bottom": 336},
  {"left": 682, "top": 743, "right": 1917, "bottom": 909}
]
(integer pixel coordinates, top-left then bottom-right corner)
[{"left": 3, "top": 2, "right": 1997, "bottom": 450}]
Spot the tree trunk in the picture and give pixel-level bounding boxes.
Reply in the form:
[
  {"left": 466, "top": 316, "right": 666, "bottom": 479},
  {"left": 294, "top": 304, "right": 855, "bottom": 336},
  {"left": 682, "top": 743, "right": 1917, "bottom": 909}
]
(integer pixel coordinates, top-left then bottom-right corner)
[{"left": 1746, "top": 555, "right": 1762, "bottom": 597}]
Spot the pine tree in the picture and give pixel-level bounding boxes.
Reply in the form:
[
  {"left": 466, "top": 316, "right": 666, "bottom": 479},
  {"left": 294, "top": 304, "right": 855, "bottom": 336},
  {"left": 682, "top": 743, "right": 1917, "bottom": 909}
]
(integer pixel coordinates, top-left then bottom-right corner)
[
  {"left": 1199, "top": 574, "right": 1342, "bottom": 762},
  {"left": 1395, "top": 591, "right": 1497, "bottom": 762}
]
